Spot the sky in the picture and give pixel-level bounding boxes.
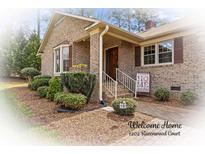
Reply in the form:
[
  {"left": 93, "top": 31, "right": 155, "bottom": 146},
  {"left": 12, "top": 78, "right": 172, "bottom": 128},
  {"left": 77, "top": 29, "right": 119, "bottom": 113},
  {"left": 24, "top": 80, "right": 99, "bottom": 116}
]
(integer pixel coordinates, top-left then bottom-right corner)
[{"left": 0, "top": 8, "right": 191, "bottom": 39}]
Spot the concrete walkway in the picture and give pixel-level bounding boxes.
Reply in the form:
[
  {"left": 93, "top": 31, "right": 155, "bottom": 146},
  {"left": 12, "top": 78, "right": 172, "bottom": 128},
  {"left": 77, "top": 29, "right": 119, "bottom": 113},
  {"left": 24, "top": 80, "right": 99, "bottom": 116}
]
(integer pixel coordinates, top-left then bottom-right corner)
[{"left": 136, "top": 101, "right": 204, "bottom": 127}]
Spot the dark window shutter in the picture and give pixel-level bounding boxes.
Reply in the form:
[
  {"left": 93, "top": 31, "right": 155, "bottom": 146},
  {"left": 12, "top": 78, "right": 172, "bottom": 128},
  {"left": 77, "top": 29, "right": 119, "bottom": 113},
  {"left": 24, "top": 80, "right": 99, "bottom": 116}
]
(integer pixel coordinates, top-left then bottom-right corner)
[
  {"left": 135, "top": 46, "right": 141, "bottom": 66},
  {"left": 69, "top": 45, "right": 72, "bottom": 69},
  {"left": 174, "top": 37, "right": 183, "bottom": 64}
]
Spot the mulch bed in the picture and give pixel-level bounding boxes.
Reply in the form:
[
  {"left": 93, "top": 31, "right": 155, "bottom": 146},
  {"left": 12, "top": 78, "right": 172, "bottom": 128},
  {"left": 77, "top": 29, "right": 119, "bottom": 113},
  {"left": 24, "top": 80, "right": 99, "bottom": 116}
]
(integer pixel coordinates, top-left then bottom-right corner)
[
  {"left": 4, "top": 85, "right": 153, "bottom": 145},
  {"left": 8, "top": 87, "right": 102, "bottom": 126},
  {"left": 45, "top": 109, "right": 153, "bottom": 145}
]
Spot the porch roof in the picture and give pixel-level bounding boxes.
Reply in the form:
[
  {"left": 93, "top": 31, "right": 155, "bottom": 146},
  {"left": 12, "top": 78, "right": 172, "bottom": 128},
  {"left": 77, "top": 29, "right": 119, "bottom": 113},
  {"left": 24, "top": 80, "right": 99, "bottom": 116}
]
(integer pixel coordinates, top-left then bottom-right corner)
[{"left": 84, "top": 22, "right": 143, "bottom": 44}]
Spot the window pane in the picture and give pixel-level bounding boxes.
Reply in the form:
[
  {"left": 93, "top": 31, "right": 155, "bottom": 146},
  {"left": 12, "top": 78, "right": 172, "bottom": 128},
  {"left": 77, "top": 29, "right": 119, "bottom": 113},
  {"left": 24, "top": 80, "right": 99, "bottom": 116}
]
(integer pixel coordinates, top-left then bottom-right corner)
[
  {"left": 158, "top": 40, "right": 173, "bottom": 63},
  {"left": 62, "top": 47, "right": 69, "bottom": 71},
  {"left": 144, "top": 45, "right": 155, "bottom": 65},
  {"left": 159, "top": 52, "right": 172, "bottom": 63},
  {"left": 55, "top": 48, "right": 60, "bottom": 73}
]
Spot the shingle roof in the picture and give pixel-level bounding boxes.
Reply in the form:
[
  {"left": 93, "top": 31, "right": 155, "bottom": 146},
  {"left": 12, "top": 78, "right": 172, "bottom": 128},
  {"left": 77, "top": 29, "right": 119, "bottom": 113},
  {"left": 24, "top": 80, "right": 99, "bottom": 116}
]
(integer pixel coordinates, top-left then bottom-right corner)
[{"left": 137, "top": 17, "right": 199, "bottom": 39}]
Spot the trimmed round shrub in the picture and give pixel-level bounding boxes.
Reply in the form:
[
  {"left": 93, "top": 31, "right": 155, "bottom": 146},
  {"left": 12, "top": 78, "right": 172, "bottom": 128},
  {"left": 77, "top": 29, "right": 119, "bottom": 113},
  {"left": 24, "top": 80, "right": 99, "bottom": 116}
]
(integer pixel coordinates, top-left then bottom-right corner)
[
  {"left": 54, "top": 92, "right": 68, "bottom": 104},
  {"left": 63, "top": 93, "right": 87, "bottom": 110},
  {"left": 21, "top": 67, "right": 40, "bottom": 82},
  {"left": 61, "top": 72, "right": 96, "bottom": 102},
  {"left": 154, "top": 87, "right": 170, "bottom": 101},
  {"left": 181, "top": 91, "right": 196, "bottom": 105},
  {"left": 34, "top": 75, "right": 51, "bottom": 80},
  {"left": 30, "top": 78, "right": 50, "bottom": 90},
  {"left": 37, "top": 86, "right": 49, "bottom": 98},
  {"left": 54, "top": 92, "right": 87, "bottom": 110},
  {"left": 46, "top": 77, "right": 63, "bottom": 101},
  {"left": 112, "top": 98, "right": 137, "bottom": 116}
]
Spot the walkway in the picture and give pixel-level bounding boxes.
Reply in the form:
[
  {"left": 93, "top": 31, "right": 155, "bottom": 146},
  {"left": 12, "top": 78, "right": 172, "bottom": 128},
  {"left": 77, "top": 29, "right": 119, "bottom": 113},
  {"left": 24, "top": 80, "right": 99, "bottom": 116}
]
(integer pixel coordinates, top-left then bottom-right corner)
[{"left": 136, "top": 101, "right": 204, "bottom": 127}]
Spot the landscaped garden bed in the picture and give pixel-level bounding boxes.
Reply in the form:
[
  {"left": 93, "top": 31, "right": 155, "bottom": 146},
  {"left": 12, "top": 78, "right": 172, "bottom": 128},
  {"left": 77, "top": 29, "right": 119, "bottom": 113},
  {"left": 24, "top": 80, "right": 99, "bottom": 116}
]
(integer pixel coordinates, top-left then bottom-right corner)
[
  {"left": 0, "top": 78, "right": 153, "bottom": 145},
  {"left": 1, "top": 77, "right": 203, "bottom": 145},
  {"left": 44, "top": 109, "right": 153, "bottom": 145},
  {"left": 136, "top": 96, "right": 203, "bottom": 111},
  {"left": 135, "top": 86, "right": 202, "bottom": 111},
  {"left": 8, "top": 86, "right": 103, "bottom": 125}
]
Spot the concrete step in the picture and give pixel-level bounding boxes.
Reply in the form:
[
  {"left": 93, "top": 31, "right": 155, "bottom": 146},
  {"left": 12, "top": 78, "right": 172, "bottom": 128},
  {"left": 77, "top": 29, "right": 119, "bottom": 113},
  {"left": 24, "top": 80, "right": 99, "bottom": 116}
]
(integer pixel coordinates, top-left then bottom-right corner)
[
  {"left": 103, "top": 91, "right": 133, "bottom": 104},
  {"left": 103, "top": 90, "right": 131, "bottom": 97},
  {"left": 103, "top": 83, "right": 134, "bottom": 104}
]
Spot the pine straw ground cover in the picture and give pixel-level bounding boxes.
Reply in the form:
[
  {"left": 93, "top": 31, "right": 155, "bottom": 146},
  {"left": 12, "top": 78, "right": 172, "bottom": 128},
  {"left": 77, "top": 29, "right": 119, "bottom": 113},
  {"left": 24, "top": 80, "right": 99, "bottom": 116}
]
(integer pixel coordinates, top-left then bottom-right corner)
[
  {"left": 45, "top": 109, "right": 153, "bottom": 145},
  {"left": 1, "top": 78, "right": 153, "bottom": 145}
]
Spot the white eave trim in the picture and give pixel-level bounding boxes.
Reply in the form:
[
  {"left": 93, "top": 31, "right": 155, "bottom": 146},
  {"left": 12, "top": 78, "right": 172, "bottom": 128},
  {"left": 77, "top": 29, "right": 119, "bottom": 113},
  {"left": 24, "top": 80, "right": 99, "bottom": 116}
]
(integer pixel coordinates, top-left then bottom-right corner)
[
  {"left": 84, "top": 22, "right": 100, "bottom": 31},
  {"left": 55, "top": 11, "right": 100, "bottom": 23}
]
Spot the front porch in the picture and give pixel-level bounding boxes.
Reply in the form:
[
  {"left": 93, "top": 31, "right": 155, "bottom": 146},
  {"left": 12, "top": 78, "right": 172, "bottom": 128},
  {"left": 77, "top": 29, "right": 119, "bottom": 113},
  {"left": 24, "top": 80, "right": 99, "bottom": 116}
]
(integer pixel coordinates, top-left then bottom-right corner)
[{"left": 73, "top": 30, "right": 140, "bottom": 102}]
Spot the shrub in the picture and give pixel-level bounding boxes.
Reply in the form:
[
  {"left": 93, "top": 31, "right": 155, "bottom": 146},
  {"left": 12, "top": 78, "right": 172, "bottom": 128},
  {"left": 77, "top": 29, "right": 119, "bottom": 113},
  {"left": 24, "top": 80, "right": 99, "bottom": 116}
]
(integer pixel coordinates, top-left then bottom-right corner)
[
  {"left": 61, "top": 72, "right": 96, "bottom": 102},
  {"left": 54, "top": 92, "right": 87, "bottom": 110},
  {"left": 34, "top": 75, "right": 51, "bottom": 80},
  {"left": 112, "top": 98, "right": 136, "bottom": 116},
  {"left": 37, "top": 86, "right": 49, "bottom": 98},
  {"left": 154, "top": 87, "right": 170, "bottom": 101},
  {"left": 181, "top": 91, "right": 196, "bottom": 105},
  {"left": 54, "top": 92, "right": 67, "bottom": 104},
  {"left": 46, "top": 77, "right": 63, "bottom": 101},
  {"left": 21, "top": 67, "right": 40, "bottom": 83},
  {"left": 30, "top": 78, "right": 50, "bottom": 90}
]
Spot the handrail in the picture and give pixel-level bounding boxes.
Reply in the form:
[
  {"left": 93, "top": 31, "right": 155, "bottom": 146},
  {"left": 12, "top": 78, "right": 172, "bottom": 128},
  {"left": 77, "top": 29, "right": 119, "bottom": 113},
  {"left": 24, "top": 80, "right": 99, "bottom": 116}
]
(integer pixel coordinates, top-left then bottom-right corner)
[
  {"left": 102, "top": 71, "right": 117, "bottom": 99},
  {"left": 116, "top": 68, "right": 137, "bottom": 98}
]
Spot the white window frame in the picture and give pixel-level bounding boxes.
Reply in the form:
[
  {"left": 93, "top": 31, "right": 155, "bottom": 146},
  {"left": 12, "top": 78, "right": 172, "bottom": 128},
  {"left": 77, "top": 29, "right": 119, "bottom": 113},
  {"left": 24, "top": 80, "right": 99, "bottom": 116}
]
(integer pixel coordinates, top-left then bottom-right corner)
[
  {"left": 53, "top": 44, "right": 70, "bottom": 76},
  {"left": 141, "top": 39, "right": 174, "bottom": 67},
  {"left": 53, "top": 47, "right": 61, "bottom": 75}
]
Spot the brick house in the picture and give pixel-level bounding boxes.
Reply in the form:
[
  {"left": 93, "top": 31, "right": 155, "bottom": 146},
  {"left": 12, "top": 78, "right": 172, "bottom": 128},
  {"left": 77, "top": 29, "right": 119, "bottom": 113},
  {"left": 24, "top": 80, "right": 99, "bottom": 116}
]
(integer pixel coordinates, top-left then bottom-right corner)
[{"left": 38, "top": 11, "right": 205, "bottom": 102}]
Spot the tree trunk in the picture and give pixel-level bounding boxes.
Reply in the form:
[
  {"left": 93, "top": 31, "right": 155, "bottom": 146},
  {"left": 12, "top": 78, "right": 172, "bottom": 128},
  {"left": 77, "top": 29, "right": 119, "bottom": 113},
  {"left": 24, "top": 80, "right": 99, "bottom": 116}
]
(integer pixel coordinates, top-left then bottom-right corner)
[{"left": 37, "top": 9, "right": 40, "bottom": 38}]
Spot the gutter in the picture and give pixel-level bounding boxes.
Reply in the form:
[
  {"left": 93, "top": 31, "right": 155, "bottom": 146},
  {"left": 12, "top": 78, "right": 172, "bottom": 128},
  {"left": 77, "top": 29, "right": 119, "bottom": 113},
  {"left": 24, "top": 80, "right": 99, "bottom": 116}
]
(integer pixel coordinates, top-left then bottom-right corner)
[{"left": 99, "top": 25, "right": 109, "bottom": 103}]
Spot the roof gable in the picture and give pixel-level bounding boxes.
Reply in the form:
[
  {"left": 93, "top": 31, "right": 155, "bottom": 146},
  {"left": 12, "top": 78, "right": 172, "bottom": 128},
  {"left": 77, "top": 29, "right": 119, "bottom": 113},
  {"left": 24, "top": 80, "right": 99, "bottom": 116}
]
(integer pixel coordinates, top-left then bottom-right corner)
[{"left": 38, "top": 12, "right": 97, "bottom": 53}]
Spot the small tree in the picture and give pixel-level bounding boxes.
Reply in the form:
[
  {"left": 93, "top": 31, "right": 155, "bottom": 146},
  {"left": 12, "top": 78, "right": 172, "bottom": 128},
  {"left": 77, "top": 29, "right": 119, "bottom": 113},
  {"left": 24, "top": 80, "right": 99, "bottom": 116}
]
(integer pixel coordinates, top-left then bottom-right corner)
[{"left": 21, "top": 67, "right": 40, "bottom": 83}]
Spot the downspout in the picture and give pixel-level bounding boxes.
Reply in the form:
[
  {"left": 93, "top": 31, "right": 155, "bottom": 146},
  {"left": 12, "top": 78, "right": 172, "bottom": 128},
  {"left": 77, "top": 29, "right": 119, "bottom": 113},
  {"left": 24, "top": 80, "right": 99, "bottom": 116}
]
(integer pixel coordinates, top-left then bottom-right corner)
[{"left": 99, "top": 25, "right": 109, "bottom": 103}]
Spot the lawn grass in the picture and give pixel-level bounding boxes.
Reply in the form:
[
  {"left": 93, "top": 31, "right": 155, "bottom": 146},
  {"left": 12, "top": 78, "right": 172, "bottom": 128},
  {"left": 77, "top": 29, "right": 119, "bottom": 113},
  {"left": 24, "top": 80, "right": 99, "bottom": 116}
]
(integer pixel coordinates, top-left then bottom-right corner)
[
  {"left": 0, "top": 80, "right": 33, "bottom": 118},
  {"left": 0, "top": 80, "right": 61, "bottom": 144},
  {"left": 29, "top": 125, "right": 60, "bottom": 139},
  {"left": 0, "top": 90, "right": 33, "bottom": 118},
  {"left": 0, "top": 82, "right": 28, "bottom": 91}
]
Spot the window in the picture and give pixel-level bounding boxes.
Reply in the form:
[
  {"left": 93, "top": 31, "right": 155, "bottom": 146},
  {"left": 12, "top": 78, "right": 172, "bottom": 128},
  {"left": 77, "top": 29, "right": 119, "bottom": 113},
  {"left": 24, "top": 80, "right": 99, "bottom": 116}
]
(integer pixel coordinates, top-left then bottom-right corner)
[
  {"left": 54, "top": 45, "right": 71, "bottom": 74},
  {"left": 62, "top": 47, "right": 69, "bottom": 72},
  {"left": 158, "top": 40, "right": 173, "bottom": 63},
  {"left": 144, "top": 45, "right": 155, "bottom": 65},
  {"left": 143, "top": 40, "right": 173, "bottom": 66},
  {"left": 54, "top": 48, "right": 60, "bottom": 73}
]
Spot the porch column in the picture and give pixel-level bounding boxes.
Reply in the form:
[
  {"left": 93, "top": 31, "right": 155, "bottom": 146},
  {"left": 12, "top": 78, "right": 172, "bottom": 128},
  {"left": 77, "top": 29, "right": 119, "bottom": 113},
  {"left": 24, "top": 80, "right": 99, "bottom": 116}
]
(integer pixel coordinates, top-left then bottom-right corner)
[{"left": 90, "top": 32, "right": 100, "bottom": 101}]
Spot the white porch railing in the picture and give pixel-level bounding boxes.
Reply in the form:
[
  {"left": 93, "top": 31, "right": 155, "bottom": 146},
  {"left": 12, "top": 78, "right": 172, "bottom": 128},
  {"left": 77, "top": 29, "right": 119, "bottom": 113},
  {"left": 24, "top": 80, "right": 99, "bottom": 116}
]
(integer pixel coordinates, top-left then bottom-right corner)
[
  {"left": 102, "top": 71, "right": 118, "bottom": 99},
  {"left": 116, "top": 68, "right": 137, "bottom": 98}
]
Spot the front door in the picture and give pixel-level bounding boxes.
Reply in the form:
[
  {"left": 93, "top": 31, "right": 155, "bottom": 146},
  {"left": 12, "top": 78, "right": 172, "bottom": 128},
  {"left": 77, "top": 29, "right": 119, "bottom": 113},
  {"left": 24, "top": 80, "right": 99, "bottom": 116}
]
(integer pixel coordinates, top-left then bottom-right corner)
[{"left": 106, "top": 47, "right": 118, "bottom": 80}]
